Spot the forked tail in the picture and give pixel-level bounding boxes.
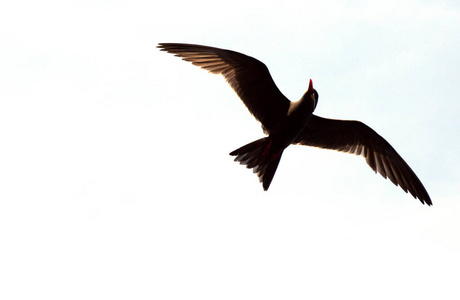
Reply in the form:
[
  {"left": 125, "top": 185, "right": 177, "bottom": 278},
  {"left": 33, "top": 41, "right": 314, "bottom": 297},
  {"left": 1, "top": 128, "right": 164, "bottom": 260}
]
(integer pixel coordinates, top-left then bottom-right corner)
[{"left": 229, "top": 137, "right": 284, "bottom": 190}]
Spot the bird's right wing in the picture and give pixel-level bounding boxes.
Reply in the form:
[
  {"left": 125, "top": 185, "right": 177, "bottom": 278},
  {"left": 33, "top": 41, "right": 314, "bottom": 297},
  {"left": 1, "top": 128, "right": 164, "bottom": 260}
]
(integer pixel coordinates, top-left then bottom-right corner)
[
  {"left": 295, "top": 115, "right": 432, "bottom": 205},
  {"left": 158, "top": 43, "right": 291, "bottom": 132}
]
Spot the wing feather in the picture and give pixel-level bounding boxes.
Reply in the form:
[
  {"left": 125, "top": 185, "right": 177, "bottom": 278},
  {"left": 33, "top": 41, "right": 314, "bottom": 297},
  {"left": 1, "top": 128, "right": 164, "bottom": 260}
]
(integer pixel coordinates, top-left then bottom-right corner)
[
  {"left": 296, "top": 115, "right": 431, "bottom": 205},
  {"left": 158, "top": 43, "right": 290, "bottom": 132}
]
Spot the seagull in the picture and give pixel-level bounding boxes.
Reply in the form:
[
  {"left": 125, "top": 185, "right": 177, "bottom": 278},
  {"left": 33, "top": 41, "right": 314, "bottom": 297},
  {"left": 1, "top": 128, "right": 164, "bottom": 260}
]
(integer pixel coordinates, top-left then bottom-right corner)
[{"left": 158, "top": 43, "right": 432, "bottom": 205}]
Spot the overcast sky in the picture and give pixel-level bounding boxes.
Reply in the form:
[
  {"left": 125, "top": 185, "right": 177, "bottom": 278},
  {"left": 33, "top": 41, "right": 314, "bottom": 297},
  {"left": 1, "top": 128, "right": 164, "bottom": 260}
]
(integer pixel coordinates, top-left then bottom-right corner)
[{"left": 1, "top": 0, "right": 459, "bottom": 299}]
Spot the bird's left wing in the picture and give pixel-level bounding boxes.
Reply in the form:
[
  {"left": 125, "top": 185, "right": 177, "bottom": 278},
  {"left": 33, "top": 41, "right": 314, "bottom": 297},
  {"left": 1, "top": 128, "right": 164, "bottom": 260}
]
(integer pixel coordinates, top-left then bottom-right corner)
[
  {"left": 295, "top": 115, "right": 432, "bottom": 205},
  {"left": 158, "top": 43, "right": 290, "bottom": 132}
]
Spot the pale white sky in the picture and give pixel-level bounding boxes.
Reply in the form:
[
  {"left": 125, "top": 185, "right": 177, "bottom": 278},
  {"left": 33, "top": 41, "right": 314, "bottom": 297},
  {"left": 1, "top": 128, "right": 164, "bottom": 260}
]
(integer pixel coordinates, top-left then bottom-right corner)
[{"left": 0, "top": 0, "right": 459, "bottom": 299}]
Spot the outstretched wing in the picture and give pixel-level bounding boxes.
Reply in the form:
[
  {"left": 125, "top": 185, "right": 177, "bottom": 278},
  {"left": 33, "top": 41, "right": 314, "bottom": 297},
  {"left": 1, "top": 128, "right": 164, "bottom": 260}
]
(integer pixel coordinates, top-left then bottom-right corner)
[
  {"left": 295, "top": 115, "right": 432, "bottom": 205},
  {"left": 158, "top": 43, "right": 290, "bottom": 132}
]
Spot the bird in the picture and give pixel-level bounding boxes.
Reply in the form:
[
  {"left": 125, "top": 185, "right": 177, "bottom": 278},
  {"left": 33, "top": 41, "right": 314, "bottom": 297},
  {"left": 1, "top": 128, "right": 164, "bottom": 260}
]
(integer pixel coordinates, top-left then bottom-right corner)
[{"left": 157, "top": 43, "right": 432, "bottom": 205}]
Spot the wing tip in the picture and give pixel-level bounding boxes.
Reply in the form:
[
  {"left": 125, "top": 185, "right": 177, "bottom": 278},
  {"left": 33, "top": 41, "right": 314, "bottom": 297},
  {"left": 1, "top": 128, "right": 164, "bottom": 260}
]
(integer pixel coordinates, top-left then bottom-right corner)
[
  {"left": 157, "top": 42, "right": 167, "bottom": 50},
  {"left": 419, "top": 194, "right": 433, "bottom": 206},
  {"left": 157, "top": 42, "right": 188, "bottom": 52}
]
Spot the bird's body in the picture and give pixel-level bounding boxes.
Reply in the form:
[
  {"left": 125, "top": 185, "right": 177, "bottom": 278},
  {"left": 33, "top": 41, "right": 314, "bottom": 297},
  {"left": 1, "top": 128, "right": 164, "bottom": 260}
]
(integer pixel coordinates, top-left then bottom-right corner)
[
  {"left": 158, "top": 43, "right": 432, "bottom": 205},
  {"left": 230, "top": 83, "right": 317, "bottom": 190}
]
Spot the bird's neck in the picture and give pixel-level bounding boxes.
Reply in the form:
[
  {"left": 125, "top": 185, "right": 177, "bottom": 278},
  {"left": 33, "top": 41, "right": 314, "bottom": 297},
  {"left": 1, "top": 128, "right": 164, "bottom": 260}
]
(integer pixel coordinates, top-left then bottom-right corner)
[{"left": 288, "top": 94, "right": 315, "bottom": 117}]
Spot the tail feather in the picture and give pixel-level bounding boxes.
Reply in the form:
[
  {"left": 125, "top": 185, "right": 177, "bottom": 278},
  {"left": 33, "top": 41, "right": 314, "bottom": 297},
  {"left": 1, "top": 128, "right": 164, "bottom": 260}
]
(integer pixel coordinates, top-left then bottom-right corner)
[{"left": 229, "top": 137, "right": 284, "bottom": 190}]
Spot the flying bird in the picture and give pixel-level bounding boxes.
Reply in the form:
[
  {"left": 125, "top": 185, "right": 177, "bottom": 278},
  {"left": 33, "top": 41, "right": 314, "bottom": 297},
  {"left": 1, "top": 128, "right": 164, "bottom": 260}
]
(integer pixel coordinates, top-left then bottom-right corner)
[{"left": 158, "top": 43, "right": 432, "bottom": 205}]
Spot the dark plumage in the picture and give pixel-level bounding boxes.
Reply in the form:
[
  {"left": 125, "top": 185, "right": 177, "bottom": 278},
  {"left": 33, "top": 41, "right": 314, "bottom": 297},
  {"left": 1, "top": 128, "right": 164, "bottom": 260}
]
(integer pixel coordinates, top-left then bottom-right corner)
[{"left": 158, "top": 43, "right": 432, "bottom": 205}]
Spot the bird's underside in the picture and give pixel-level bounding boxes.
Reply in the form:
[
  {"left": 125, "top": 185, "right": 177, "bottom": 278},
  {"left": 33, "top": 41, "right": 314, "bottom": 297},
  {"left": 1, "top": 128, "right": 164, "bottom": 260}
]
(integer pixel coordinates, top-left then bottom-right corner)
[{"left": 158, "top": 42, "right": 432, "bottom": 205}]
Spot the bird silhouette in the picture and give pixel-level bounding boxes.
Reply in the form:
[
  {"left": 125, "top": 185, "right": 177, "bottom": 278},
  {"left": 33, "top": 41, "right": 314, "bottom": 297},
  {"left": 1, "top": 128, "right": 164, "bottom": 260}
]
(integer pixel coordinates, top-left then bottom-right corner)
[{"left": 158, "top": 43, "right": 432, "bottom": 205}]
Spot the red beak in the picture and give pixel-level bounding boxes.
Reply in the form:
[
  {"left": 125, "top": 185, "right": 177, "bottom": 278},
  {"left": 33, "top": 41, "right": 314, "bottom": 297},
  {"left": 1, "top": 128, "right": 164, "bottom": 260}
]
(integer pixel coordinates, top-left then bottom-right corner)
[{"left": 308, "top": 79, "right": 313, "bottom": 91}]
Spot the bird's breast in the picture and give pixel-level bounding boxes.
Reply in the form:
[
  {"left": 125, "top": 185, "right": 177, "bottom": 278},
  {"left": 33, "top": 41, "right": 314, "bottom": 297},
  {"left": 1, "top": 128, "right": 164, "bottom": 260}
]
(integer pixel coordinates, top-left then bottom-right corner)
[{"left": 270, "top": 101, "right": 313, "bottom": 148}]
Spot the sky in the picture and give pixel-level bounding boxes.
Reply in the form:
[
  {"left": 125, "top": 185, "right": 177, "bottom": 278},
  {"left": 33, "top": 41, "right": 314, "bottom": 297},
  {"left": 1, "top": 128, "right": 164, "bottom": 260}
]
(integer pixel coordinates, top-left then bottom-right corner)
[{"left": 0, "top": 0, "right": 459, "bottom": 299}]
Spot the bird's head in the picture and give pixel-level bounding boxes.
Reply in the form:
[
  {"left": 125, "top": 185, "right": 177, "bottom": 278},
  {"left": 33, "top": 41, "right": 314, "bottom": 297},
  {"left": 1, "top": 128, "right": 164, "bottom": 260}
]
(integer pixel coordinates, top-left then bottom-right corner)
[{"left": 304, "top": 79, "right": 319, "bottom": 112}]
